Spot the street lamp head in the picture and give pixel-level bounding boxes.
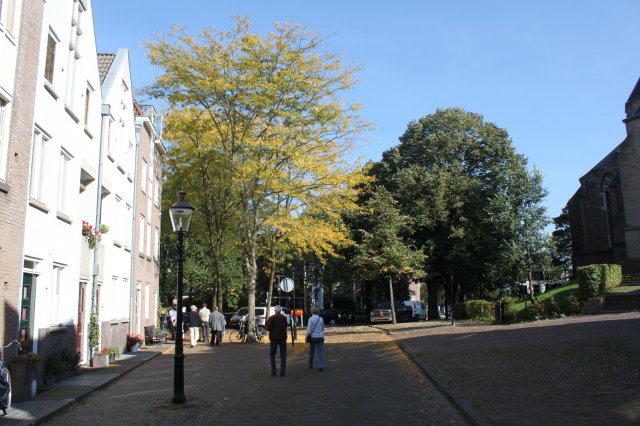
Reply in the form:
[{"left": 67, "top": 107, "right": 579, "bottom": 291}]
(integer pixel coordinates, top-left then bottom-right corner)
[{"left": 169, "top": 190, "right": 195, "bottom": 233}]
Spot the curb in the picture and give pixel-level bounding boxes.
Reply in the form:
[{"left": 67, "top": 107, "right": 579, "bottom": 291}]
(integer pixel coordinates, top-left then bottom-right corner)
[
  {"left": 395, "top": 340, "right": 491, "bottom": 426},
  {"left": 5, "top": 350, "right": 163, "bottom": 425}
]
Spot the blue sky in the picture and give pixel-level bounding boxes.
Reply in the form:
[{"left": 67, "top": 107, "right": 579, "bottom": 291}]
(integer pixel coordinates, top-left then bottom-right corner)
[{"left": 93, "top": 0, "right": 640, "bottom": 221}]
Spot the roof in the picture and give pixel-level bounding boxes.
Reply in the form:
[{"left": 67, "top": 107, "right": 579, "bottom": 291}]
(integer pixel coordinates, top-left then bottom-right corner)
[
  {"left": 97, "top": 53, "right": 116, "bottom": 84},
  {"left": 627, "top": 78, "right": 640, "bottom": 104}
]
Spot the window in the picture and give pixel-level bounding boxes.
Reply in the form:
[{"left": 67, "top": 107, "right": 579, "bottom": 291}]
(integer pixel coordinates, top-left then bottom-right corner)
[
  {"left": 57, "top": 149, "right": 71, "bottom": 214},
  {"left": 0, "top": 0, "right": 17, "bottom": 33},
  {"left": 140, "top": 159, "right": 148, "bottom": 194},
  {"left": 154, "top": 177, "right": 160, "bottom": 206},
  {"left": 0, "top": 96, "right": 10, "bottom": 182},
  {"left": 29, "top": 127, "right": 49, "bottom": 201},
  {"left": 144, "top": 283, "right": 150, "bottom": 320},
  {"left": 154, "top": 227, "right": 160, "bottom": 260},
  {"left": 84, "top": 84, "right": 92, "bottom": 127},
  {"left": 146, "top": 221, "right": 151, "bottom": 257},
  {"left": 51, "top": 264, "right": 64, "bottom": 323},
  {"left": 138, "top": 215, "right": 145, "bottom": 254},
  {"left": 44, "top": 33, "right": 57, "bottom": 84}
]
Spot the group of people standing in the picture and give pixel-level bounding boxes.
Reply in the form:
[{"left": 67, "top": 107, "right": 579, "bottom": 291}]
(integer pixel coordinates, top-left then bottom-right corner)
[
  {"left": 265, "top": 305, "right": 325, "bottom": 376},
  {"left": 168, "top": 301, "right": 327, "bottom": 377},
  {"left": 167, "top": 301, "right": 226, "bottom": 348}
]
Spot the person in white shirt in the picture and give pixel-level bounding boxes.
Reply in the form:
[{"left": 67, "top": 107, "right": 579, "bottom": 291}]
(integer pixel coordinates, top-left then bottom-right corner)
[
  {"left": 306, "top": 306, "right": 325, "bottom": 371},
  {"left": 199, "top": 303, "right": 211, "bottom": 342}
]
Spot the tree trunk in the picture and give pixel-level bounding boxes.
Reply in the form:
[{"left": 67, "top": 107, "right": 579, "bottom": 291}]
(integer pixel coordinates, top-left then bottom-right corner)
[
  {"left": 427, "top": 281, "right": 440, "bottom": 320},
  {"left": 244, "top": 228, "right": 258, "bottom": 342},
  {"left": 389, "top": 276, "right": 397, "bottom": 324}
]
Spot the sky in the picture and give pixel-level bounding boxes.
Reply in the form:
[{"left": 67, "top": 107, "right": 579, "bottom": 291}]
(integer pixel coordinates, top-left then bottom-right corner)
[{"left": 92, "top": 0, "right": 640, "bottom": 221}]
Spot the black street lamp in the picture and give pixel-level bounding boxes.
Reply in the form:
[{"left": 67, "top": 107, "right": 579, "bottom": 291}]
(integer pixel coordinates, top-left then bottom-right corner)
[{"left": 169, "top": 190, "right": 194, "bottom": 404}]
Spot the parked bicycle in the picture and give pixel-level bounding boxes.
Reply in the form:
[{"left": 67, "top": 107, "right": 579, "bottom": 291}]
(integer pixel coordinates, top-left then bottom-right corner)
[
  {"left": 228, "top": 319, "right": 265, "bottom": 343},
  {"left": 1, "top": 340, "right": 20, "bottom": 416}
]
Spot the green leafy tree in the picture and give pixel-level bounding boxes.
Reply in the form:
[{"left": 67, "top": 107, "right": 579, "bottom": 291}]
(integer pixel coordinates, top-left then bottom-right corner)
[
  {"left": 551, "top": 206, "right": 572, "bottom": 276},
  {"left": 352, "top": 187, "right": 426, "bottom": 323},
  {"left": 371, "top": 108, "right": 549, "bottom": 318},
  {"left": 145, "top": 17, "right": 369, "bottom": 339}
]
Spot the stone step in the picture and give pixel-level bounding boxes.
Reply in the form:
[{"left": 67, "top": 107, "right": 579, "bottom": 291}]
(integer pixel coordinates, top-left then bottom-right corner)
[{"left": 603, "top": 294, "right": 640, "bottom": 312}]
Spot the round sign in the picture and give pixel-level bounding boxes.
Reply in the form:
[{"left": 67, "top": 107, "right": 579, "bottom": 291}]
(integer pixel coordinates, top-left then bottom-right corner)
[{"left": 279, "top": 277, "right": 294, "bottom": 292}]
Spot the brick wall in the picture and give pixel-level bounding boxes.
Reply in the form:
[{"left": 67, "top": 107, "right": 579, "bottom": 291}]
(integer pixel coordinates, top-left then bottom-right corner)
[{"left": 0, "top": 0, "right": 44, "bottom": 344}]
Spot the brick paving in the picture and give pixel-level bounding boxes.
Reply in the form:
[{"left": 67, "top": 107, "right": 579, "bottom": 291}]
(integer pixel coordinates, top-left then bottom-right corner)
[
  {"left": 4, "top": 313, "right": 639, "bottom": 425},
  {"left": 36, "top": 331, "right": 466, "bottom": 426}
]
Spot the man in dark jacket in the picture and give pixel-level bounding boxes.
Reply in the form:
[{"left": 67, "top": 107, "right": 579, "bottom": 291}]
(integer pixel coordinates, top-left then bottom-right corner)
[
  {"left": 265, "top": 305, "right": 288, "bottom": 376},
  {"left": 185, "top": 305, "right": 202, "bottom": 348}
]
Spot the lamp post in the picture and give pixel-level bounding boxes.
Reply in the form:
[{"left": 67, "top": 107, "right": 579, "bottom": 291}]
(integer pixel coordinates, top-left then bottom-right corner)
[{"left": 169, "top": 190, "right": 194, "bottom": 405}]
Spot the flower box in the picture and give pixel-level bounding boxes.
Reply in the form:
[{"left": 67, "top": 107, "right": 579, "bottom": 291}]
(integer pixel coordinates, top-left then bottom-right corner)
[{"left": 90, "top": 354, "right": 109, "bottom": 368}]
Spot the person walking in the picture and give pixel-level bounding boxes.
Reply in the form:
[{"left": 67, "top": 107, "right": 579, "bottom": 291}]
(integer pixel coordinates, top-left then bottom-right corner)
[
  {"left": 199, "top": 303, "right": 211, "bottom": 342},
  {"left": 307, "top": 306, "right": 325, "bottom": 371},
  {"left": 210, "top": 306, "right": 226, "bottom": 345},
  {"left": 186, "top": 305, "right": 201, "bottom": 347},
  {"left": 169, "top": 300, "right": 177, "bottom": 340},
  {"left": 265, "top": 305, "right": 288, "bottom": 377}
]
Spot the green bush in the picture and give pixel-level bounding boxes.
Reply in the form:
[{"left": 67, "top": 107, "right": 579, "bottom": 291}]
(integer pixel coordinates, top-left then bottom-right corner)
[
  {"left": 577, "top": 264, "right": 622, "bottom": 299},
  {"left": 501, "top": 297, "right": 519, "bottom": 323},
  {"left": 453, "top": 302, "right": 467, "bottom": 319},
  {"left": 464, "top": 300, "right": 495, "bottom": 321},
  {"left": 565, "top": 295, "right": 581, "bottom": 315},
  {"left": 542, "top": 297, "right": 563, "bottom": 319}
]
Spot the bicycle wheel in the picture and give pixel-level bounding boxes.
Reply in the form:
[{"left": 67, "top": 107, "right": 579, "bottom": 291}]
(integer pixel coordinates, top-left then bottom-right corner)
[
  {"left": 228, "top": 330, "right": 244, "bottom": 343},
  {"left": 0, "top": 367, "right": 11, "bottom": 413},
  {"left": 254, "top": 327, "right": 264, "bottom": 343}
]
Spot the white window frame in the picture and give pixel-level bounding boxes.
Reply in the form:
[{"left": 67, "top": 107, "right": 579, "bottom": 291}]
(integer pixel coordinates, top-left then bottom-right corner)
[
  {"left": 0, "top": 0, "right": 18, "bottom": 34},
  {"left": 140, "top": 159, "right": 148, "bottom": 194},
  {"left": 29, "top": 126, "right": 49, "bottom": 202},
  {"left": 50, "top": 264, "right": 64, "bottom": 324},
  {"left": 44, "top": 30, "right": 58, "bottom": 85},
  {"left": 56, "top": 148, "right": 71, "bottom": 215},
  {"left": 138, "top": 214, "right": 145, "bottom": 255},
  {"left": 154, "top": 227, "right": 160, "bottom": 261},
  {"left": 0, "top": 95, "right": 11, "bottom": 182}
]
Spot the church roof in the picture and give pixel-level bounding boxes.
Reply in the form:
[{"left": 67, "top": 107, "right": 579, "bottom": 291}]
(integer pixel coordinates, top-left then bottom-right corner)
[{"left": 627, "top": 77, "right": 640, "bottom": 104}]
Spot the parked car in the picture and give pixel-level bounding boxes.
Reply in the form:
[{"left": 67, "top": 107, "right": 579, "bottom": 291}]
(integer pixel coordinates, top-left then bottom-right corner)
[
  {"left": 319, "top": 309, "right": 344, "bottom": 325},
  {"left": 403, "top": 300, "right": 427, "bottom": 321},
  {"left": 370, "top": 301, "right": 413, "bottom": 323},
  {"left": 229, "top": 306, "right": 291, "bottom": 329}
]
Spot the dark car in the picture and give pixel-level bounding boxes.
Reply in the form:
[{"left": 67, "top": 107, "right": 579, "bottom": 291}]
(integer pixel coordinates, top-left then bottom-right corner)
[
  {"left": 319, "top": 309, "right": 344, "bottom": 326},
  {"left": 370, "top": 301, "right": 412, "bottom": 323}
]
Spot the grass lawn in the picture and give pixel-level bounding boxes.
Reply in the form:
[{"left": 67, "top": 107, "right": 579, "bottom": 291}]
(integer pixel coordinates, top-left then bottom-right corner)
[{"left": 512, "top": 282, "right": 579, "bottom": 312}]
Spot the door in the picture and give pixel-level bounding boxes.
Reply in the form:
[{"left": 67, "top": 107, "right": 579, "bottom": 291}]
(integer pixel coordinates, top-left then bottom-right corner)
[
  {"left": 20, "top": 273, "right": 36, "bottom": 351},
  {"left": 76, "top": 282, "right": 87, "bottom": 362}
]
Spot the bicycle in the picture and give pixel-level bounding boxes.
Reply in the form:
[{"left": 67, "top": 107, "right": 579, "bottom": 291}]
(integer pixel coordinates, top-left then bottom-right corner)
[
  {"left": 1, "top": 340, "right": 20, "bottom": 416},
  {"left": 228, "top": 319, "right": 265, "bottom": 344}
]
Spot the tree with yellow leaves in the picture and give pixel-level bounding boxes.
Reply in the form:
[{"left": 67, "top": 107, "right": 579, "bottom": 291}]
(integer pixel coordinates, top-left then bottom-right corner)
[{"left": 145, "top": 17, "right": 370, "bottom": 338}]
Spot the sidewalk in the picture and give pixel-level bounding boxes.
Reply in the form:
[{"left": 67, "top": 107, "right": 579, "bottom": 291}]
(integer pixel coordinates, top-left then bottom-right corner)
[{"left": 3, "top": 345, "right": 171, "bottom": 425}]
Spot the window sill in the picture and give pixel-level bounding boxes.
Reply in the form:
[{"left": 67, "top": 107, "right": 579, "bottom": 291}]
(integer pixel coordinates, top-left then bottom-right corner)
[
  {"left": 56, "top": 211, "right": 73, "bottom": 224},
  {"left": 117, "top": 163, "right": 125, "bottom": 174},
  {"left": 65, "top": 105, "right": 80, "bottom": 123},
  {"left": 44, "top": 81, "right": 59, "bottom": 100},
  {"left": 29, "top": 197, "right": 50, "bottom": 213},
  {"left": 114, "top": 240, "right": 122, "bottom": 248},
  {"left": 84, "top": 126, "right": 94, "bottom": 139},
  {"left": 0, "top": 180, "right": 9, "bottom": 194},
  {"left": 124, "top": 245, "right": 131, "bottom": 252}
]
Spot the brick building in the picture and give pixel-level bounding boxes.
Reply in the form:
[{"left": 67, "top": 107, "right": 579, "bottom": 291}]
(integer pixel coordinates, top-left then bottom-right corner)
[{"left": 568, "top": 77, "right": 640, "bottom": 274}]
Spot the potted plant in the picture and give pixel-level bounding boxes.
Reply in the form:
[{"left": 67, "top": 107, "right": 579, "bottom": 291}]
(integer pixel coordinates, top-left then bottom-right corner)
[
  {"left": 104, "top": 346, "right": 120, "bottom": 362},
  {"left": 127, "top": 334, "right": 144, "bottom": 352},
  {"left": 8, "top": 351, "right": 40, "bottom": 402},
  {"left": 91, "top": 348, "right": 109, "bottom": 368}
]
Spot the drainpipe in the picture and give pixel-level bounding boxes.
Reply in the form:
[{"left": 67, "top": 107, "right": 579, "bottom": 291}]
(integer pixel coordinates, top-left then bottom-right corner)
[
  {"left": 90, "top": 104, "right": 111, "bottom": 356},
  {"left": 128, "top": 124, "right": 141, "bottom": 334}
]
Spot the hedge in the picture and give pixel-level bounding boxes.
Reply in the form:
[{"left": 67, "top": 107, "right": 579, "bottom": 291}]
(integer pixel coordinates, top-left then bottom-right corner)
[{"left": 576, "top": 264, "right": 622, "bottom": 299}]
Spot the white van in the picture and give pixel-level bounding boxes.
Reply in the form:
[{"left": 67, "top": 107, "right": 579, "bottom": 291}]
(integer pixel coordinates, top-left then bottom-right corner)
[{"left": 403, "top": 300, "right": 426, "bottom": 321}]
